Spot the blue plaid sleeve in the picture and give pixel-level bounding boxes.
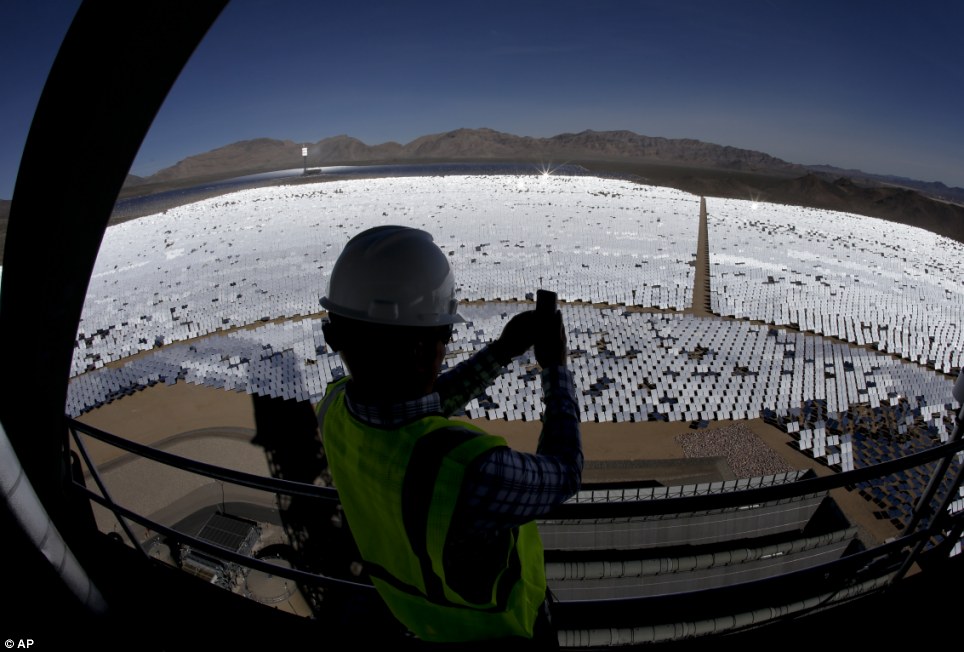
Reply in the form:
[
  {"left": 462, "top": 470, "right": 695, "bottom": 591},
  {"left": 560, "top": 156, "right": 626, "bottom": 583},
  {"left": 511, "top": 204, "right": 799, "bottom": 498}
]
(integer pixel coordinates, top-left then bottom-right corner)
[
  {"left": 435, "top": 344, "right": 506, "bottom": 417},
  {"left": 458, "top": 365, "right": 582, "bottom": 534}
]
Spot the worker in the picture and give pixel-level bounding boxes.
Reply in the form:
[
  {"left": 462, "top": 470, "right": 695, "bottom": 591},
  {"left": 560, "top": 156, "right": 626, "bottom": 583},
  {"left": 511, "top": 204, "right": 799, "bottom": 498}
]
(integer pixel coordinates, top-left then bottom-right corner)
[{"left": 316, "top": 225, "right": 582, "bottom": 647}]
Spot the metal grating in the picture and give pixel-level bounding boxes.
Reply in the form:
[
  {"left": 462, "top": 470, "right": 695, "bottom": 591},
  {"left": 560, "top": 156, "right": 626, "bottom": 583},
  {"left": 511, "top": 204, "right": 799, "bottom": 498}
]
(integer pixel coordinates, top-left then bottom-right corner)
[{"left": 196, "top": 513, "right": 256, "bottom": 553}]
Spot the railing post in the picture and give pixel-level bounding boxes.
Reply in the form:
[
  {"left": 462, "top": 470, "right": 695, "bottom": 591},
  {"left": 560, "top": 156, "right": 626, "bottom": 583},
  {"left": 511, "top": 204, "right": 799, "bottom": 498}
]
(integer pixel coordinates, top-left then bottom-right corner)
[
  {"left": 892, "top": 369, "right": 964, "bottom": 580},
  {"left": 69, "top": 425, "right": 148, "bottom": 559}
]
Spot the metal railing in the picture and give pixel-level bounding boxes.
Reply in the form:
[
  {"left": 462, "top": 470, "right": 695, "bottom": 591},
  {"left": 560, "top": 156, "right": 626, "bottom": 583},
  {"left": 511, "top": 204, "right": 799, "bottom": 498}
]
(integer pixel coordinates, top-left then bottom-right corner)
[{"left": 66, "top": 408, "right": 964, "bottom": 636}]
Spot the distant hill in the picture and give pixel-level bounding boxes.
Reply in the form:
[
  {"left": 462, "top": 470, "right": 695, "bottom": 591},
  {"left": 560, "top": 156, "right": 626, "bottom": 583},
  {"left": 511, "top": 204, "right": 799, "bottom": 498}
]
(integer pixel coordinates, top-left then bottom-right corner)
[
  {"left": 141, "top": 128, "right": 808, "bottom": 185},
  {"left": 111, "top": 128, "right": 964, "bottom": 247},
  {"left": 148, "top": 138, "right": 303, "bottom": 182},
  {"left": 5, "top": 129, "right": 961, "bottom": 264},
  {"left": 806, "top": 164, "right": 964, "bottom": 205},
  {"left": 662, "top": 172, "right": 964, "bottom": 243}
]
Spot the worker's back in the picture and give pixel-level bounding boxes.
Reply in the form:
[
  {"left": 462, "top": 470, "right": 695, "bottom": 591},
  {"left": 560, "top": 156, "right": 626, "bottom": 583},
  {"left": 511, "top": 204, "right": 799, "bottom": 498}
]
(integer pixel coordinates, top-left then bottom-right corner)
[{"left": 318, "top": 226, "right": 580, "bottom": 648}]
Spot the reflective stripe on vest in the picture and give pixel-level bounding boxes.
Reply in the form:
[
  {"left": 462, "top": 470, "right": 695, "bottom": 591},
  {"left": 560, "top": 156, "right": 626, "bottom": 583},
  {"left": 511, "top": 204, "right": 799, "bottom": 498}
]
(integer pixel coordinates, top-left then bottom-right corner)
[{"left": 317, "top": 378, "right": 547, "bottom": 642}]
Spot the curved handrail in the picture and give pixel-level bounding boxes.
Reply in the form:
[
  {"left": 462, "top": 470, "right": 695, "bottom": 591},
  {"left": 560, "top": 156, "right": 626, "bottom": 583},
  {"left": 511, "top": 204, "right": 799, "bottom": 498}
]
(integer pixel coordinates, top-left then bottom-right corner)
[
  {"left": 69, "top": 418, "right": 338, "bottom": 501},
  {"left": 66, "top": 414, "right": 964, "bottom": 639},
  {"left": 68, "top": 417, "right": 964, "bottom": 519}
]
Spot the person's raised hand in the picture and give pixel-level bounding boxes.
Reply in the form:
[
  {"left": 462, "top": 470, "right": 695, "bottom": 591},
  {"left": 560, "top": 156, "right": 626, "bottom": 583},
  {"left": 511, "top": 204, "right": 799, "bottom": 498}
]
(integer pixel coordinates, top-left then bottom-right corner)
[{"left": 491, "top": 310, "right": 537, "bottom": 364}]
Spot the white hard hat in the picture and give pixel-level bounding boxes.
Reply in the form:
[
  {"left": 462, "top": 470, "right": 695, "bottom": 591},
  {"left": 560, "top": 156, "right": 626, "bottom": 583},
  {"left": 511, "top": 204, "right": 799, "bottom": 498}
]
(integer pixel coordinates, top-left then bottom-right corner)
[{"left": 321, "top": 225, "right": 463, "bottom": 327}]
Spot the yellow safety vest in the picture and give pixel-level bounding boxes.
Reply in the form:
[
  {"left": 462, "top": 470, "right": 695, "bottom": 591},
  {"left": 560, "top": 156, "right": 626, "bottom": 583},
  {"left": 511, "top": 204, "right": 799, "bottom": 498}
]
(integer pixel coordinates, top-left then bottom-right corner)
[{"left": 317, "top": 378, "right": 547, "bottom": 642}]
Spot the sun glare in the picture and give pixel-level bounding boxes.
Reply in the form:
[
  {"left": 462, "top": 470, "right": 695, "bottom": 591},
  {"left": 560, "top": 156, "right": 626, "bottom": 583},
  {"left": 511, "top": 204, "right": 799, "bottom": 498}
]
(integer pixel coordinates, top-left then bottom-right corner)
[
  {"left": 749, "top": 192, "right": 762, "bottom": 211},
  {"left": 536, "top": 161, "right": 564, "bottom": 179}
]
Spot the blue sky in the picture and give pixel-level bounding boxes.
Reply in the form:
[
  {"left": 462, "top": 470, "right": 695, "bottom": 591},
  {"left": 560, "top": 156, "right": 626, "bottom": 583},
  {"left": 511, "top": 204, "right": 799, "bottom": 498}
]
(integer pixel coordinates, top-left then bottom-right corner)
[{"left": 2, "top": 0, "right": 963, "bottom": 199}]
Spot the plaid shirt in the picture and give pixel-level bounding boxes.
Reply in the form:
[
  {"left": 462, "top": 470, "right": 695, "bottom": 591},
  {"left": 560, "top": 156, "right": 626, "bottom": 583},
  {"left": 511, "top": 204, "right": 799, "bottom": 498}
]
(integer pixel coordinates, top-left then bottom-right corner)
[{"left": 344, "top": 344, "right": 583, "bottom": 537}]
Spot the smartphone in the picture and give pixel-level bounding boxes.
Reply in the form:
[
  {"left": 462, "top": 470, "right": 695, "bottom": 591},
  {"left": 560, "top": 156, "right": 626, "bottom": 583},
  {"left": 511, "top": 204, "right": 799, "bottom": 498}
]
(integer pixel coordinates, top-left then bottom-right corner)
[{"left": 536, "top": 289, "right": 557, "bottom": 316}]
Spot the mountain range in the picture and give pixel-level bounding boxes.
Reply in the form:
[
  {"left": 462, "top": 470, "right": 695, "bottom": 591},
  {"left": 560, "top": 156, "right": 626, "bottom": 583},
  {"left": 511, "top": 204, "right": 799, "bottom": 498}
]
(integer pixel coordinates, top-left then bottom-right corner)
[
  {"left": 117, "top": 128, "right": 964, "bottom": 244},
  {"left": 4, "top": 130, "right": 962, "bottom": 264},
  {"left": 131, "top": 128, "right": 963, "bottom": 200},
  {"left": 135, "top": 128, "right": 808, "bottom": 184}
]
